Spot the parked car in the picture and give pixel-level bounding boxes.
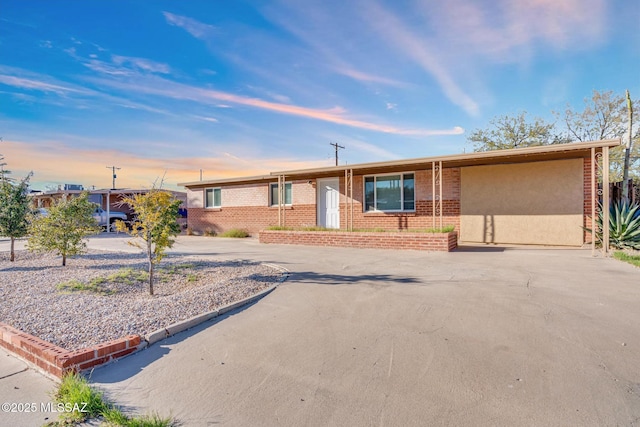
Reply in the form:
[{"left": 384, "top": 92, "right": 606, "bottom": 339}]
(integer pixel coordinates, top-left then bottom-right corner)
[
  {"left": 93, "top": 207, "right": 128, "bottom": 231},
  {"left": 34, "top": 207, "right": 49, "bottom": 217}
]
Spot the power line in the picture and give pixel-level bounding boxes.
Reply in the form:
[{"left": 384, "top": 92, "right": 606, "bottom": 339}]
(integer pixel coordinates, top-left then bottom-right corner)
[
  {"left": 329, "top": 142, "right": 345, "bottom": 166},
  {"left": 106, "top": 166, "right": 121, "bottom": 190}
]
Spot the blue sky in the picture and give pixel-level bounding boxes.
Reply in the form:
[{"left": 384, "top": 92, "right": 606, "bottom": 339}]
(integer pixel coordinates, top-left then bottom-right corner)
[{"left": 1, "top": 0, "right": 638, "bottom": 190}]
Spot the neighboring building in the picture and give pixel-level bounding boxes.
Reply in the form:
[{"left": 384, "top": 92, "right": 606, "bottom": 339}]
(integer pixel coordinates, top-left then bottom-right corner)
[
  {"left": 31, "top": 188, "right": 187, "bottom": 221},
  {"left": 180, "top": 139, "right": 619, "bottom": 246}
]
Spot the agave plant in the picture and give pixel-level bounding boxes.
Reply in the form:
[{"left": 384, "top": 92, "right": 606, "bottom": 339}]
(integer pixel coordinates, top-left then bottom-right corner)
[{"left": 587, "top": 201, "right": 640, "bottom": 250}]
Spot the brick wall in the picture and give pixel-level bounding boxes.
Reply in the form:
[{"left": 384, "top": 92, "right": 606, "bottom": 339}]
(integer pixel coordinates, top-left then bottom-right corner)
[
  {"left": 341, "top": 169, "right": 461, "bottom": 232},
  {"left": 187, "top": 179, "right": 319, "bottom": 234},
  {"left": 260, "top": 230, "right": 458, "bottom": 251},
  {"left": 0, "top": 322, "right": 142, "bottom": 378}
]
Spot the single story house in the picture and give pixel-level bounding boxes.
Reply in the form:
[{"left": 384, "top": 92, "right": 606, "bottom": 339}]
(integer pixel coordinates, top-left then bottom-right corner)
[{"left": 179, "top": 139, "right": 619, "bottom": 247}]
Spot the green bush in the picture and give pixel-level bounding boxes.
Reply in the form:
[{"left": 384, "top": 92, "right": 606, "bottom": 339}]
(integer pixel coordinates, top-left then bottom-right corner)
[
  {"left": 423, "top": 225, "right": 456, "bottom": 233},
  {"left": 51, "top": 372, "right": 108, "bottom": 424},
  {"left": 588, "top": 201, "right": 640, "bottom": 250},
  {"left": 219, "top": 228, "right": 250, "bottom": 238}
]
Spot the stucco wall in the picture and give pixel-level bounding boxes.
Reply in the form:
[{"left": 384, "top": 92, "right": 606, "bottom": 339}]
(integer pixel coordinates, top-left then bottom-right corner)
[{"left": 460, "top": 159, "right": 584, "bottom": 246}]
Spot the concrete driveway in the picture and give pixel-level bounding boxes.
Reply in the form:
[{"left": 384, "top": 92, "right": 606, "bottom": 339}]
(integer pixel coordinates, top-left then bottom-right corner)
[{"left": 3, "top": 236, "right": 640, "bottom": 426}]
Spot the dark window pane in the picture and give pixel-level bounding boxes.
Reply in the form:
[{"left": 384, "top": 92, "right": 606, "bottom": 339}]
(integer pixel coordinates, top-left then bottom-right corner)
[
  {"left": 365, "top": 177, "right": 375, "bottom": 211},
  {"left": 403, "top": 174, "right": 414, "bottom": 210},
  {"left": 214, "top": 188, "right": 221, "bottom": 207}
]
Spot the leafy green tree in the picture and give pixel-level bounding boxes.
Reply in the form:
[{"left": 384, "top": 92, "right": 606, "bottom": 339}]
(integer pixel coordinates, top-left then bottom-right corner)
[
  {"left": 0, "top": 173, "right": 32, "bottom": 261},
  {"left": 115, "top": 189, "right": 181, "bottom": 296},
  {"left": 28, "top": 192, "right": 101, "bottom": 266},
  {"left": 0, "top": 153, "right": 13, "bottom": 183},
  {"left": 468, "top": 111, "right": 563, "bottom": 152},
  {"left": 560, "top": 90, "right": 639, "bottom": 181}
]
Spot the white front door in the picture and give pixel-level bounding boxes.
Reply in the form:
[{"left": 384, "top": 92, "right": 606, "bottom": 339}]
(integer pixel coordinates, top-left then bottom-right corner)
[{"left": 317, "top": 178, "right": 340, "bottom": 229}]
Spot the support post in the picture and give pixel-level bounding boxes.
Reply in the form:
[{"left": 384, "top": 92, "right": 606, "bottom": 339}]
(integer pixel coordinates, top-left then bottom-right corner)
[
  {"left": 432, "top": 163, "right": 436, "bottom": 229},
  {"left": 277, "top": 176, "right": 282, "bottom": 227},
  {"left": 344, "top": 169, "right": 348, "bottom": 230},
  {"left": 439, "top": 161, "right": 443, "bottom": 229},
  {"left": 432, "top": 162, "right": 442, "bottom": 229},
  {"left": 602, "top": 146, "right": 610, "bottom": 256},
  {"left": 350, "top": 169, "right": 354, "bottom": 231},
  {"left": 343, "top": 169, "right": 353, "bottom": 231},
  {"left": 591, "top": 148, "right": 596, "bottom": 256},
  {"left": 106, "top": 191, "right": 111, "bottom": 233}
]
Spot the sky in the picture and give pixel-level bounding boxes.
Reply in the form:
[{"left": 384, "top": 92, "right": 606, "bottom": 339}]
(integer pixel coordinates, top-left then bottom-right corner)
[{"left": 1, "top": 0, "right": 638, "bottom": 191}]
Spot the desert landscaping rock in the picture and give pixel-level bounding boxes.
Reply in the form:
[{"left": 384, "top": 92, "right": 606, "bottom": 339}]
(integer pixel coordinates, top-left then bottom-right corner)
[{"left": 0, "top": 250, "right": 283, "bottom": 351}]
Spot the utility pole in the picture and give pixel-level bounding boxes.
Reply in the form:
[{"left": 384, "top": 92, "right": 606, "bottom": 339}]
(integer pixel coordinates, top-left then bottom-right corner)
[
  {"left": 329, "top": 142, "right": 345, "bottom": 166},
  {"left": 106, "top": 166, "right": 121, "bottom": 190}
]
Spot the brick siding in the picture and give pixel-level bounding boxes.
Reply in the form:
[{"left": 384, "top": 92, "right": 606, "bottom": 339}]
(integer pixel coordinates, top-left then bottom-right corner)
[
  {"left": 260, "top": 230, "right": 458, "bottom": 251},
  {"left": 187, "top": 163, "right": 594, "bottom": 246}
]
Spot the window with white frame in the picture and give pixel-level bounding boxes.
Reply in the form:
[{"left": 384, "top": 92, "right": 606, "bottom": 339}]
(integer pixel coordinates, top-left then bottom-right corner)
[
  {"left": 364, "top": 173, "right": 415, "bottom": 212},
  {"left": 270, "top": 182, "right": 292, "bottom": 206},
  {"left": 204, "top": 188, "right": 221, "bottom": 208}
]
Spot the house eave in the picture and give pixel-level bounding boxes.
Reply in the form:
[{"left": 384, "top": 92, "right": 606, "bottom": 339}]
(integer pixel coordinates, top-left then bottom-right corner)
[{"left": 270, "top": 139, "right": 621, "bottom": 178}]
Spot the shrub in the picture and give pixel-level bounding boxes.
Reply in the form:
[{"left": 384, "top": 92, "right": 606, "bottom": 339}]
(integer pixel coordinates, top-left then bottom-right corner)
[
  {"left": 219, "top": 228, "right": 250, "bottom": 238},
  {"left": 588, "top": 201, "right": 640, "bottom": 250},
  {"left": 265, "top": 225, "right": 294, "bottom": 231},
  {"left": 423, "top": 225, "right": 456, "bottom": 233},
  {"left": 50, "top": 372, "right": 175, "bottom": 426},
  {"left": 204, "top": 227, "right": 217, "bottom": 237},
  {"left": 52, "top": 372, "right": 108, "bottom": 424}
]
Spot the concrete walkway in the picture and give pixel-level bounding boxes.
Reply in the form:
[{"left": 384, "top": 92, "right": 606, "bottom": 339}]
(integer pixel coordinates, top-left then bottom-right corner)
[{"left": 2, "top": 235, "right": 640, "bottom": 426}]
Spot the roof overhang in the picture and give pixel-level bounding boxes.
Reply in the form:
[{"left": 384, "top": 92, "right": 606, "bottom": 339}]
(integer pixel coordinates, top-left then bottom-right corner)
[
  {"left": 178, "top": 174, "right": 275, "bottom": 188},
  {"left": 179, "top": 139, "right": 621, "bottom": 188},
  {"left": 270, "top": 139, "right": 621, "bottom": 178}
]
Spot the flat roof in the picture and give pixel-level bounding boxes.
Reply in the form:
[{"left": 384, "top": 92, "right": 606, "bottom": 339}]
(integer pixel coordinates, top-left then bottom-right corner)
[
  {"left": 180, "top": 139, "right": 621, "bottom": 187},
  {"left": 271, "top": 139, "right": 621, "bottom": 178},
  {"left": 178, "top": 174, "right": 274, "bottom": 188}
]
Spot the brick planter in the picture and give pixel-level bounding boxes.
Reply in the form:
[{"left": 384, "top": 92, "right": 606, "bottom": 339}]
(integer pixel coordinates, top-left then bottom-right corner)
[
  {"left": 0, "top": 322, "right": 142, "bottom": 378},
  {"left": 259, "top": 230, "right": 457, "bottom": 251}
]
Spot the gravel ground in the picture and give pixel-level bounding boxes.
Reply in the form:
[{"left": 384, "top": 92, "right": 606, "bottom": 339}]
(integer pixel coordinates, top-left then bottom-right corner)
[{"left": 0, "top": 249, "right": 283, "bottom": 351}]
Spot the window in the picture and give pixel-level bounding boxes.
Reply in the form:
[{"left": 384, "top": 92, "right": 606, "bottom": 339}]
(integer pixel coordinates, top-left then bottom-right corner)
[
  {"left": 364, "top": 173, "right": 414, "bottom": 212},
  {"left": 270, "top": 182, "right": 292, "bottom": 206},
  {"left": 205, "top": 188, "right": 221, "bottom": 208}
]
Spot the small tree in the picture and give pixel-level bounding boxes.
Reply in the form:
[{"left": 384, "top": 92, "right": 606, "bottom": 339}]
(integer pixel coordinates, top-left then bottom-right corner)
[
  {"left": 0, "top": 173, "right": 32, "bottom": 261},
  {"left": 115, "top": 189, "right": 181, "bottom": 296},
  {"left": 28, "top": 192, "right": 101, "bottom": 266}
]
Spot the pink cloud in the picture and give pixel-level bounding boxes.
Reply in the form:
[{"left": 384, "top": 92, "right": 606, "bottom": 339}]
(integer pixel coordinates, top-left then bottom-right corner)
[{"left": 91, "top": 76, "right": 463, "bottom": 137}]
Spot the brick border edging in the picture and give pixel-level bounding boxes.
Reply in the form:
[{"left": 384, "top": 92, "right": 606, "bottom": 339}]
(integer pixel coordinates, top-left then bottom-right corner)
[
  {"left": 1, "top": 263, "right": 289, "bottom": 378},
  {"left": 0, "top": 323, "right": 142, "bottom": 379},
  {"left": 259, "top": 230, "right": 458, "bottom": 251}
]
